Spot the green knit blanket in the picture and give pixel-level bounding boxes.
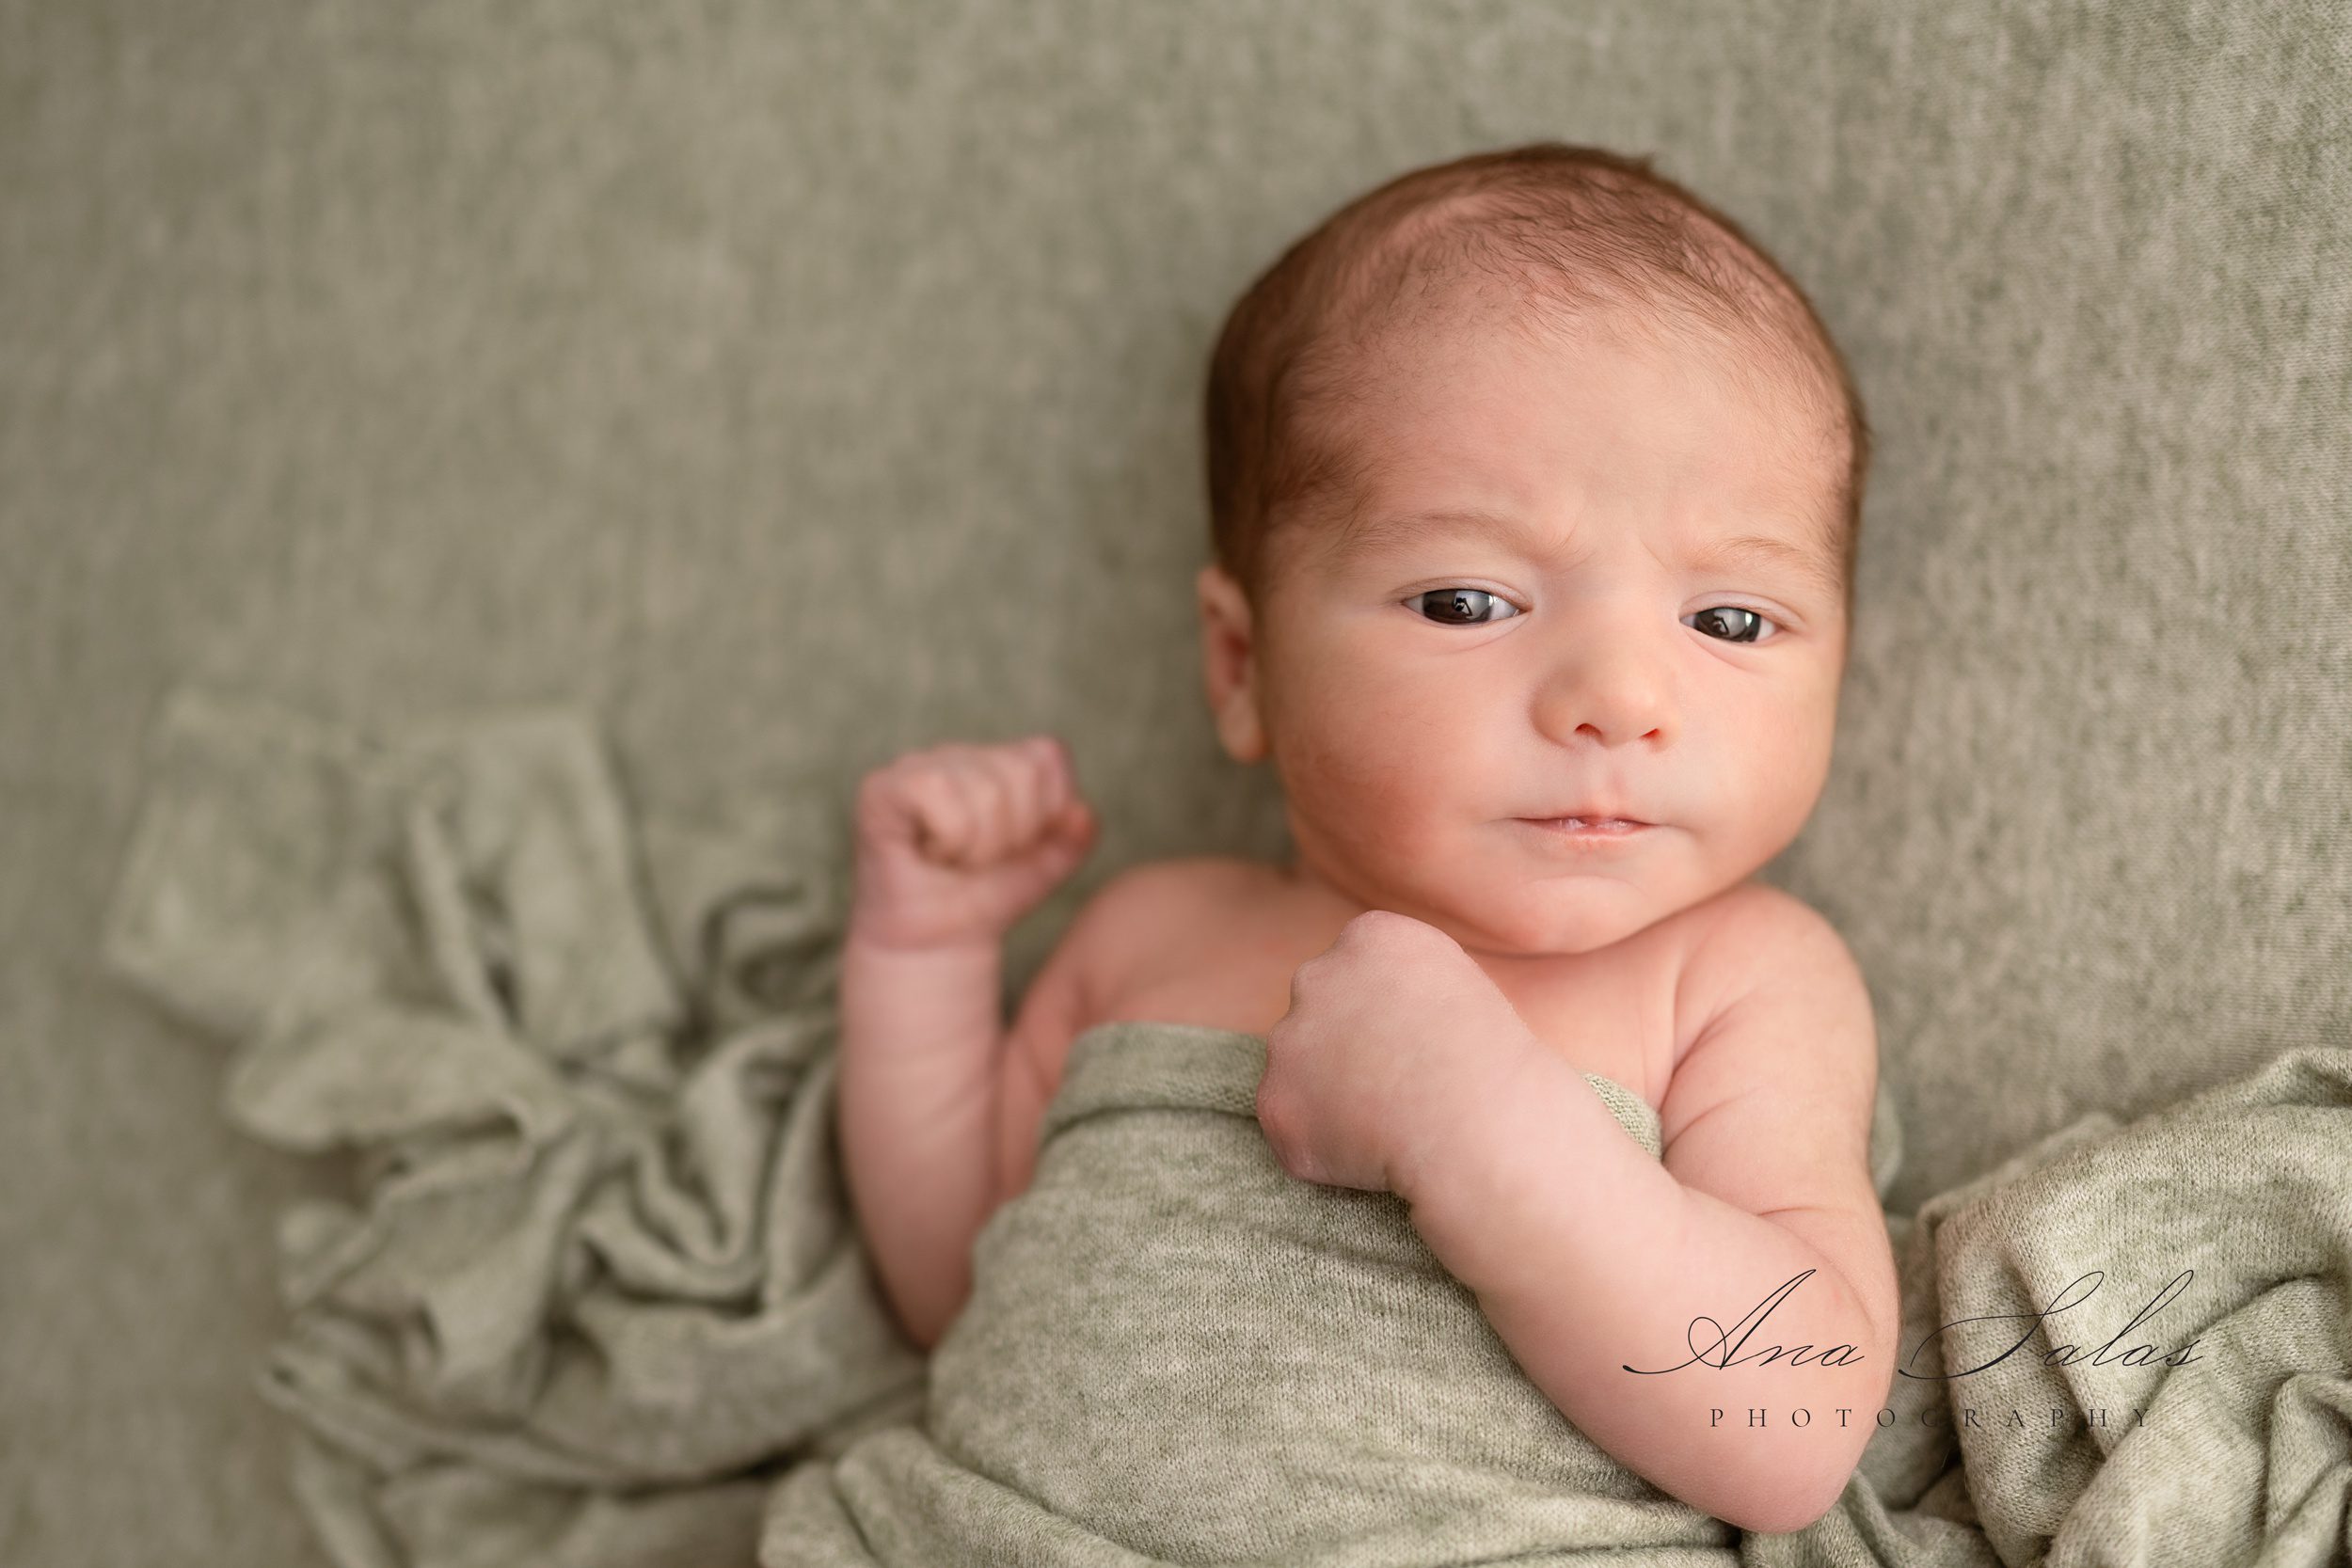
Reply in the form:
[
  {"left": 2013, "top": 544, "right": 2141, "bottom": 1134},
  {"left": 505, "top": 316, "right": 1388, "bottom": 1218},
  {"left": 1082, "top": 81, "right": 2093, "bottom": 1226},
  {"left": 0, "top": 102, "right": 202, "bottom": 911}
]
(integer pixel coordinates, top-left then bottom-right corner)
[{"left": 99, "top": 688, "right": 2352, "bottom": 1567}]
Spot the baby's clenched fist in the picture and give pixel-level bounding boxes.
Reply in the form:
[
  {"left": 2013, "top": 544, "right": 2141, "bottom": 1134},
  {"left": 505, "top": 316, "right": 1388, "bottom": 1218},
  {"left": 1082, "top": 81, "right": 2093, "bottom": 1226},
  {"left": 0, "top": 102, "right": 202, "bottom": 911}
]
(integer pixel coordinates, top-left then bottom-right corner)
[{"left": 850, "top": 736, "right": 1100, "bottom": 953}]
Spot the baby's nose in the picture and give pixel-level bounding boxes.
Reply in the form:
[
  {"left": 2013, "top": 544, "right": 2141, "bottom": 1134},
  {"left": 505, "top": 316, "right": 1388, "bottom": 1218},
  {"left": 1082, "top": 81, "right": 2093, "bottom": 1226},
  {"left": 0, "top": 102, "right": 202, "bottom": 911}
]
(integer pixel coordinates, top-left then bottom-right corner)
[{"left": 1529, "top": 644, "right": 1674, "bottom": 749}]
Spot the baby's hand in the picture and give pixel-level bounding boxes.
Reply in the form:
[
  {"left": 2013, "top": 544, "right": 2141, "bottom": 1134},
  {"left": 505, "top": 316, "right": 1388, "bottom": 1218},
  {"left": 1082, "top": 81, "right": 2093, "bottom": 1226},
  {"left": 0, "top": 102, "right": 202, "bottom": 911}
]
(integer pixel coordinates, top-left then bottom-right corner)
[
  {"left": 849, "top": 736, "right": 1100, "bottom": 953},
  {"left": 1257, "top": 910, "right": 1540, "bottom": 1198}
]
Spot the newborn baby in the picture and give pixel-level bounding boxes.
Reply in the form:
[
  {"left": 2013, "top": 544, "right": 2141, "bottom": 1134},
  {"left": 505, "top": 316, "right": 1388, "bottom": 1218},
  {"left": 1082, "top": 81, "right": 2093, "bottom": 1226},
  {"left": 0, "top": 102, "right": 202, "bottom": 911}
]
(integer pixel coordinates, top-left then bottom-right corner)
[{"left": 834, "top": 141, "right": 1899, "bottom": 1541}]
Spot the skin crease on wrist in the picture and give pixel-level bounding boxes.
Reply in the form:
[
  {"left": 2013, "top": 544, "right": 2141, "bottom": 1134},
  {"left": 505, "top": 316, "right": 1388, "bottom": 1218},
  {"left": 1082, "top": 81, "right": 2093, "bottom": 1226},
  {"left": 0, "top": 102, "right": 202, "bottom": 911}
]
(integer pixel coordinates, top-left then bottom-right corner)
[{"left": 1195, "top": 290, "right": 1853, "bottom": 985}]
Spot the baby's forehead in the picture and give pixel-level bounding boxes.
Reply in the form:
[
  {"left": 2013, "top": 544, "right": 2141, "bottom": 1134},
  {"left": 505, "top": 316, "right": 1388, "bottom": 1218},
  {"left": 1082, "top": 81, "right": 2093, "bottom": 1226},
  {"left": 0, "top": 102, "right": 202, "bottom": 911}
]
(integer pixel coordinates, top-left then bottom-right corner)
[
  {"left": 1324, "top": 306, "right": 1841, "bottom": 490},
  {"left": 1290, "top": 338, "right": 1849, "bottom": 578}
]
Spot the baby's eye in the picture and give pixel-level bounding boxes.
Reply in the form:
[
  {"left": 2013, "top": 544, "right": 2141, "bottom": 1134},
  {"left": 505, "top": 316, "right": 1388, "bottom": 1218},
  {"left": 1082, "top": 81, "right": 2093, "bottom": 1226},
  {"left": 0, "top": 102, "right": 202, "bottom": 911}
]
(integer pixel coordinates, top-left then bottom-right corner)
[
  {"left": 1683, "top": 605, "right": 1779, "bottom": 644},
  {"left": 1406, "top": 590, "right": 1782, "bottom": 644},
  {"left": 1406, "top": 588, "right": 1521, "bottom": 626}
]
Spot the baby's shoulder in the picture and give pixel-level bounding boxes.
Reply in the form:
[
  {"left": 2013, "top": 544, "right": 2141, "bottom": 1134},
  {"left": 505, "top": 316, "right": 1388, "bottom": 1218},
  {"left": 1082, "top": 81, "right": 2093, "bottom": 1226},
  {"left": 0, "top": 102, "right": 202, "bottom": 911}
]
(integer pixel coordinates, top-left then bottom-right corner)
[
  {"left": 1049, "top": 855, "right": 1245, "bottom": 990},
  {"left": 1072, "top": 854, "right": 1247, "bottom": 943},
  {"left": 1056, "top": 854, "right": 1304, "bottom": 1035},
  {"left": 1668, "top": 882, "right": 1867, "bottom": 1073}
]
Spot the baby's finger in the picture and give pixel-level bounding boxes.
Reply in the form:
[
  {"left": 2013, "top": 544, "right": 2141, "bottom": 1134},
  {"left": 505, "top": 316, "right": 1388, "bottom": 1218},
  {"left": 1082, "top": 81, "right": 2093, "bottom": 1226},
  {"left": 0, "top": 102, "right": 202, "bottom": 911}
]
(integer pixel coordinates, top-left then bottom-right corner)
[
  {"left": 977, "top": 742, "right": 1049, "bottom": 851},
  {"left": 990, "top": 758, "right": 1040, "bottom": 863},
  {"left": 946, "top": 760, "right": 1010, "bottom": 866},
  {"left": 1029, "top": 739, "right": 1073, "bottom": 819},
  {"left": 906, "top": 768, "right": 977, "bottom": 863},
  {"left": 930, "top": 752, "right": 1002, "bottom": 866},
  {"left": 1049, "top": 799, "right": 1096, "bottom": 861},
  {"left": 1015, "top": 736, "right": 1072, "bottom": 829}
]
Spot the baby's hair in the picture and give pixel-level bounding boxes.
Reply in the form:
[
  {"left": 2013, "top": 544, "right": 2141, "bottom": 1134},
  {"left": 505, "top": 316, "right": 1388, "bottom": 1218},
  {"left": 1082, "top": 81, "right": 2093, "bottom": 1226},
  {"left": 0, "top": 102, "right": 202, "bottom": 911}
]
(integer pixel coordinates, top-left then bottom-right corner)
[{"left": 1203, "top": 142, "right": 1872, "bottom": 633}]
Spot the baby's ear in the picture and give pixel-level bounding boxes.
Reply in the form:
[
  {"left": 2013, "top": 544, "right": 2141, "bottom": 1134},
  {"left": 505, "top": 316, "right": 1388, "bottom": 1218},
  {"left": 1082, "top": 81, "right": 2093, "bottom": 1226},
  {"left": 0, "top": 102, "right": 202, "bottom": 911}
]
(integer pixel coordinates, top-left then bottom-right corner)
[{"left": 1195, "top": 563, "right": 1266, "bottom": 764}]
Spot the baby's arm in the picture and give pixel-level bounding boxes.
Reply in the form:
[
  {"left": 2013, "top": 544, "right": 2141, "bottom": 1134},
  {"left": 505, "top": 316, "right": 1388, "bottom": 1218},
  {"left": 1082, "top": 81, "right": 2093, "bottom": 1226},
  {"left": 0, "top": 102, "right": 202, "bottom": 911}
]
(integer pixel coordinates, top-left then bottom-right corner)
[
  {"left": 837, "top": 933, "right": 1012, "bottom": 1350},
  {"left": 837, "top": 738, "right": 1097, "bottom": 1352},
  {"left": 1398, "top": 889, "right": 1898, "bottom": 1536}
]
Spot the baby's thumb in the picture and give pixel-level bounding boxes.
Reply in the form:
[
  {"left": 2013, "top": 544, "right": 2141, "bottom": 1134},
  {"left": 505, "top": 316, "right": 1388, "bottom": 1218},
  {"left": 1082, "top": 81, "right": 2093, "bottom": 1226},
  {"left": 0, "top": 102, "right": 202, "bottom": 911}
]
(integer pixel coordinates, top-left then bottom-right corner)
[
  {"left": 1008, "top": 801, "right": 1095, "bottom": 900},
  {"left": 1052, "top": 799, "right": 1099, "bottom": 857}
]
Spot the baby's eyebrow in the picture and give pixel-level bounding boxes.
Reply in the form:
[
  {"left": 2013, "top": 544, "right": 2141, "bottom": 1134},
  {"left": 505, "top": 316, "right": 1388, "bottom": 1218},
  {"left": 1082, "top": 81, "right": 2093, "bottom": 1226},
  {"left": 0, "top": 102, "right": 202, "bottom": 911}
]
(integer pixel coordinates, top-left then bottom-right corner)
[{"left": 1333, "top": 506, "right": 1840, "bottom": 602}]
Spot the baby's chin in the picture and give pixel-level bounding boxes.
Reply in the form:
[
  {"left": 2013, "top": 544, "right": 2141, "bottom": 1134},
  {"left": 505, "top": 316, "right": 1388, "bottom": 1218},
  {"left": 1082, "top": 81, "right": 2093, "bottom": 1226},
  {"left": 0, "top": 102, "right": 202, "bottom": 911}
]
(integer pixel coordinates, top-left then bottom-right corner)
[{"left": 1400, "top": 879, "right": 1674, "bottom": 960}]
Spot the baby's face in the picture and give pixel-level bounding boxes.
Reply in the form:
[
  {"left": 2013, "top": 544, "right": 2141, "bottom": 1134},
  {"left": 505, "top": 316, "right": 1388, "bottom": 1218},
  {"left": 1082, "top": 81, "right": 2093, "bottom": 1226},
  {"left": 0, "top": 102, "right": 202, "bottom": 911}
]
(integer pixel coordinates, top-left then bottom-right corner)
[{"left": 1207, "top": 309, "right": 1849, "bottom": 958}]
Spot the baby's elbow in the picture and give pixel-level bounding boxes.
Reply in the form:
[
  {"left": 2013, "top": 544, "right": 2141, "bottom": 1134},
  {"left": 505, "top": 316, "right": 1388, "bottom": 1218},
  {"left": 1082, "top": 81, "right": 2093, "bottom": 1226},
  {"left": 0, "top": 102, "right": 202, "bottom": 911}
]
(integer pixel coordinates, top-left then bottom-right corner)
[{"left": 1721, "top": 1466, "right": 1851, "bottom": 1537}]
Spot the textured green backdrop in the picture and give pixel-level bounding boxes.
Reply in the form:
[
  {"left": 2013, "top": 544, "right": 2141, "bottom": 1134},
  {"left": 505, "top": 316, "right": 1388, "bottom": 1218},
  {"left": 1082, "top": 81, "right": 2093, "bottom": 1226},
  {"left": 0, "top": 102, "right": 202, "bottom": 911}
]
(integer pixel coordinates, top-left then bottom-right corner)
[{"left": 5, "top": 2, "right": 2346, "bottom": 1562}]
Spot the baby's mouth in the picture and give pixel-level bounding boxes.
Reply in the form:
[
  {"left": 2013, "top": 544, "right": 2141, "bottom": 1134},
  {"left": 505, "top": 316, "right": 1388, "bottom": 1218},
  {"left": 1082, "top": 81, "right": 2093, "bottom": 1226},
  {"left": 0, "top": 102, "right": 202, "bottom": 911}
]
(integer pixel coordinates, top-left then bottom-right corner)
[{"left": 1517, "top": 816, "right": 1657, "bottom": 839}]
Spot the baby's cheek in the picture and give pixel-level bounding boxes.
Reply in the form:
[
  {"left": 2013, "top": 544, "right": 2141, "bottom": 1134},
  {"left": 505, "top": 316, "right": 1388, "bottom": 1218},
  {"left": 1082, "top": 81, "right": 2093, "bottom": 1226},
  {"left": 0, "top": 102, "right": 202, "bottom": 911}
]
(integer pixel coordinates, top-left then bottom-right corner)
[
  {"left": 1274, "top": 725, "right": 1428, "bottom": 862},
  {"left": 1264, "top": 639, "right": 1497, "bottom": 855}
]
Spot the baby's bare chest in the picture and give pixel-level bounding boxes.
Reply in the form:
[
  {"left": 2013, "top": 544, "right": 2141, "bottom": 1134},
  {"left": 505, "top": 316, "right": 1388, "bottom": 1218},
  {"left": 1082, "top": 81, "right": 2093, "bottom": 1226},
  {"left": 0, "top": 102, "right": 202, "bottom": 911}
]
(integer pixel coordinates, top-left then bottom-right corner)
[{"left": 1082, "top": 859, "right": 1730, "bottom": 1111}]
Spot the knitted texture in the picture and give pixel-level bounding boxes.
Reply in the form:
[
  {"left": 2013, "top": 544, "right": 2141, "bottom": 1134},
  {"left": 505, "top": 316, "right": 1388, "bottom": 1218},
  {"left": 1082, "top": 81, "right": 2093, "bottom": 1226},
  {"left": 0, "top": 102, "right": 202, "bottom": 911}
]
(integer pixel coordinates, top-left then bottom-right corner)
[{"left": 761, "top": 1018, "right": 1728, "bottom": 1563}]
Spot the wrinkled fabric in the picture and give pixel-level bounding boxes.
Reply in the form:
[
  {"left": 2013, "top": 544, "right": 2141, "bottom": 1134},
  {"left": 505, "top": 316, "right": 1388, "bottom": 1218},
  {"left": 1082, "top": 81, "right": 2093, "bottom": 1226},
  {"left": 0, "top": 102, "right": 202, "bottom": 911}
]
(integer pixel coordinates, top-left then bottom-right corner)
[
  {"left": 100, "top": 687, "right": 929, "bottom": 1568},
  {"left": 760, "top": 1017, "right": 1741, "bottom": 1566},
  {"left": 1743, "top": 1043, "right": 2352, "bottom": 1568},
  {"left": 99, "top": 688, "right": 2352, "bottom": 1568}
]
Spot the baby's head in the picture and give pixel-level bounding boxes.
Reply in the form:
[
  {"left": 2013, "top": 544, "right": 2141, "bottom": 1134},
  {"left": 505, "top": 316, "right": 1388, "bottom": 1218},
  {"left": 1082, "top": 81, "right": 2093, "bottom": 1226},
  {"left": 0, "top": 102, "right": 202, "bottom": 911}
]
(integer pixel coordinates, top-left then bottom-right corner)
[{"left": 1195, "top": 143, "right": 1873, "bottom": 958}]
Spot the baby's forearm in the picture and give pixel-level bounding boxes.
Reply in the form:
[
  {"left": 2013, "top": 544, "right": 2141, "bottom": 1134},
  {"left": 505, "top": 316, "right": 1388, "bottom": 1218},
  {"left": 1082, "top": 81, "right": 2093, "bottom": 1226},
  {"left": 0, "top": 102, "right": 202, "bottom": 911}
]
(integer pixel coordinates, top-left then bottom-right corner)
[
  {"left": 835, "top": 930, "right": 1008, "bottom": 1352},
  {"left": 1400, "top": 1050, "right": 1896, "bottom": 1535}
]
